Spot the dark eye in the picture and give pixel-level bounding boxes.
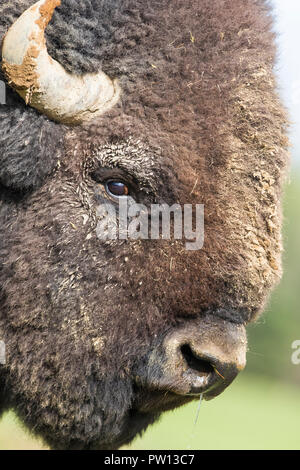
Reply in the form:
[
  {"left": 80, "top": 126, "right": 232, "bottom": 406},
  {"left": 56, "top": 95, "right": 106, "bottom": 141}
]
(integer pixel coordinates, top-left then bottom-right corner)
[{"left": 105, "top": 180, "right": 129, "bottom": 198}]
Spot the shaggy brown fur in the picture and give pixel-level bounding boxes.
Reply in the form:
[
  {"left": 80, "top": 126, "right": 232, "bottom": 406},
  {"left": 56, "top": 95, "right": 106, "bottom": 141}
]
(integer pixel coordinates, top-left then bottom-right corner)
[{"left": 0, "top": 0, "right": 289, "bottom": 449}]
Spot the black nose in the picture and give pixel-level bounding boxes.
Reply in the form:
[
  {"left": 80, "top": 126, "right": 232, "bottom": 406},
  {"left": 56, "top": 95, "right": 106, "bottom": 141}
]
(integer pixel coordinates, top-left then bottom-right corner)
[
  {"left": 160, "top": 320, "right": 247, "bottom": 398},
  {"left": 179, "top": 343, "right": 239, "bottom": 396}
]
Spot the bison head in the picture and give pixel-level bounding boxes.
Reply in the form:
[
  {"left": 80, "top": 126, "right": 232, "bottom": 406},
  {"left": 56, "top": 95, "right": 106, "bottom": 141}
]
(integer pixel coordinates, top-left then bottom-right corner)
[{"left": 0, "top": 0, "right": 288, "bottom": 450}]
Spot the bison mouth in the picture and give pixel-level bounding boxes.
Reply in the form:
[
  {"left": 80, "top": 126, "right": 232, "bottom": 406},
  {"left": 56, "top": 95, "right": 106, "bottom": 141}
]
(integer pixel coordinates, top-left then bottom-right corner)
[
  {"left": 133, "top": 385, "right": 195, "bottom": 413},
  {"left": 130, "top": 317, "right": 247, "bottom": 411},
  {"left": 96, "top": 321, "right": 247, "bottom": 450},
  {"left": 99, "top": 391, "right": 195, "bottom": 450},
  {"left": 103, "top": 380, "right": 220, "bottom": 450}
]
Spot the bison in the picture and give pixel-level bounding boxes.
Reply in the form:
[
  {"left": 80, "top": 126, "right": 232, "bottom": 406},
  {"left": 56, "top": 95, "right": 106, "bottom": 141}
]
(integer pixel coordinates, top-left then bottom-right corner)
[{"left": 0, "top": 0, "right": 289, "bottom": 450}]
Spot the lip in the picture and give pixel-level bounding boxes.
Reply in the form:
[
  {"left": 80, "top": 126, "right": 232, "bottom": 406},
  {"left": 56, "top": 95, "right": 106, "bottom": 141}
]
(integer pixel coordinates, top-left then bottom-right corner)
[
  {"left": 136, "top": 356, "right": 242, "bottom": 400},
  {"left": 182, "top": 368, "right": 216, "bottom": 396},
  {"left": 132, "top": 385, "right": 195, "bottom": 414},
  {"left": 133, "top": 364, "right": 238, "bottom": 413},
  {"left": 133, "top": 350, "right": 243, "bottom": 404}
]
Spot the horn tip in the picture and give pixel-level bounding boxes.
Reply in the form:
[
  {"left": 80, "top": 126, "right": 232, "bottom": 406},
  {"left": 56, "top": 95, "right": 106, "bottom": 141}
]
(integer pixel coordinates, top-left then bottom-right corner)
[{"left": 37, "top": 0, "right": 61, "bottom": 31}]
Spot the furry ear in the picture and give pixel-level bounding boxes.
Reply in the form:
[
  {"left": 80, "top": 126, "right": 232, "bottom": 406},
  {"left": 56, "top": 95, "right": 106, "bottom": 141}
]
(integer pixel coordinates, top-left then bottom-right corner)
[{"left": 0, "top": 86, "right": 63, "bottom": 193}]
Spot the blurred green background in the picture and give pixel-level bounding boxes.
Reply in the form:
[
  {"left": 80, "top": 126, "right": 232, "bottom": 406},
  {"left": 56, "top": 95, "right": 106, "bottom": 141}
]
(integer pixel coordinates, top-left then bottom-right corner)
[{"left": 1, "top": 171, "right": 299, "bottom": 450}]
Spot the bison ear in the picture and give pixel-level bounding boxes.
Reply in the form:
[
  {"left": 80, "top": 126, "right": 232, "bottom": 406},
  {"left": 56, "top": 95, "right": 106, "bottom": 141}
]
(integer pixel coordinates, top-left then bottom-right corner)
[{"left": 0, "top": 87, "right": 63, "bottom": 193}]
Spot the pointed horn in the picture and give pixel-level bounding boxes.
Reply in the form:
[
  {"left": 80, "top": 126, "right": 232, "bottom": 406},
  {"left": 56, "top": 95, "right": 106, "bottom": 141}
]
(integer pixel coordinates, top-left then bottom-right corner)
[{"left": 1, "top": 0, "right": 120, "bottom": 124}]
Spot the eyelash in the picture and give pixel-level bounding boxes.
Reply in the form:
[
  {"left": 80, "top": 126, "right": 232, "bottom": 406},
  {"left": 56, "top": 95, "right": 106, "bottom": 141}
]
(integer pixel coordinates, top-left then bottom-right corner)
[{"left": 90, "top": 167, "right": 155, "bottom": 204}]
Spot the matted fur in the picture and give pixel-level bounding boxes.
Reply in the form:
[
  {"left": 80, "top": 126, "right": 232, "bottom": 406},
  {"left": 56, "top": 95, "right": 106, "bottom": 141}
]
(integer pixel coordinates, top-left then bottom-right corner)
[{"left": 0, "top": 0, "right": 289, "bottom": 449}]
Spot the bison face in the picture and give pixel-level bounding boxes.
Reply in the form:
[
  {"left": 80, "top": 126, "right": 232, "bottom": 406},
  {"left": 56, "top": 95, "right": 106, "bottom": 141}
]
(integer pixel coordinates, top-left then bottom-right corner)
[{"left": 0, "top": 0, "right": 288, "bottom": 450}]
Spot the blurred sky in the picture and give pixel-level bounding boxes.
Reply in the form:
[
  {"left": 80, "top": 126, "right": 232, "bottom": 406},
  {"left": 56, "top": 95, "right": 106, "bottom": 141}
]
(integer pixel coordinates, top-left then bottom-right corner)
[{"left": 271, "top": 0, "right": 300, "bottom": 163}]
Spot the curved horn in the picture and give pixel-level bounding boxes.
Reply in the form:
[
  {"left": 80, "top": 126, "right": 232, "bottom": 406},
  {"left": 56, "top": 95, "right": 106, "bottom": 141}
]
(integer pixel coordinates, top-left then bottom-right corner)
[{"left": 1, "top": 0, "right": 120, "bottom": 125}]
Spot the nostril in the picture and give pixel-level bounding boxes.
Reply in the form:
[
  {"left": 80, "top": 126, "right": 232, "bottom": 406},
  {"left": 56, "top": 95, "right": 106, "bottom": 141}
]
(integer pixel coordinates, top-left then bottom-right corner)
[
  {"left": 161, "top": 326, "right": 246, "bottom": 397},
  {"left": 180, "top": 344, "right": 215, "bottom": 377}
]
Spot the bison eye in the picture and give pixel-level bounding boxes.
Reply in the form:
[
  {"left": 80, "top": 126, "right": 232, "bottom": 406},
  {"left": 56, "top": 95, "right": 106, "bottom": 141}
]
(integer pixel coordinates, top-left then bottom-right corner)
[{"left": 105, "top": 180, "right": 129, "bottom": 198}]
